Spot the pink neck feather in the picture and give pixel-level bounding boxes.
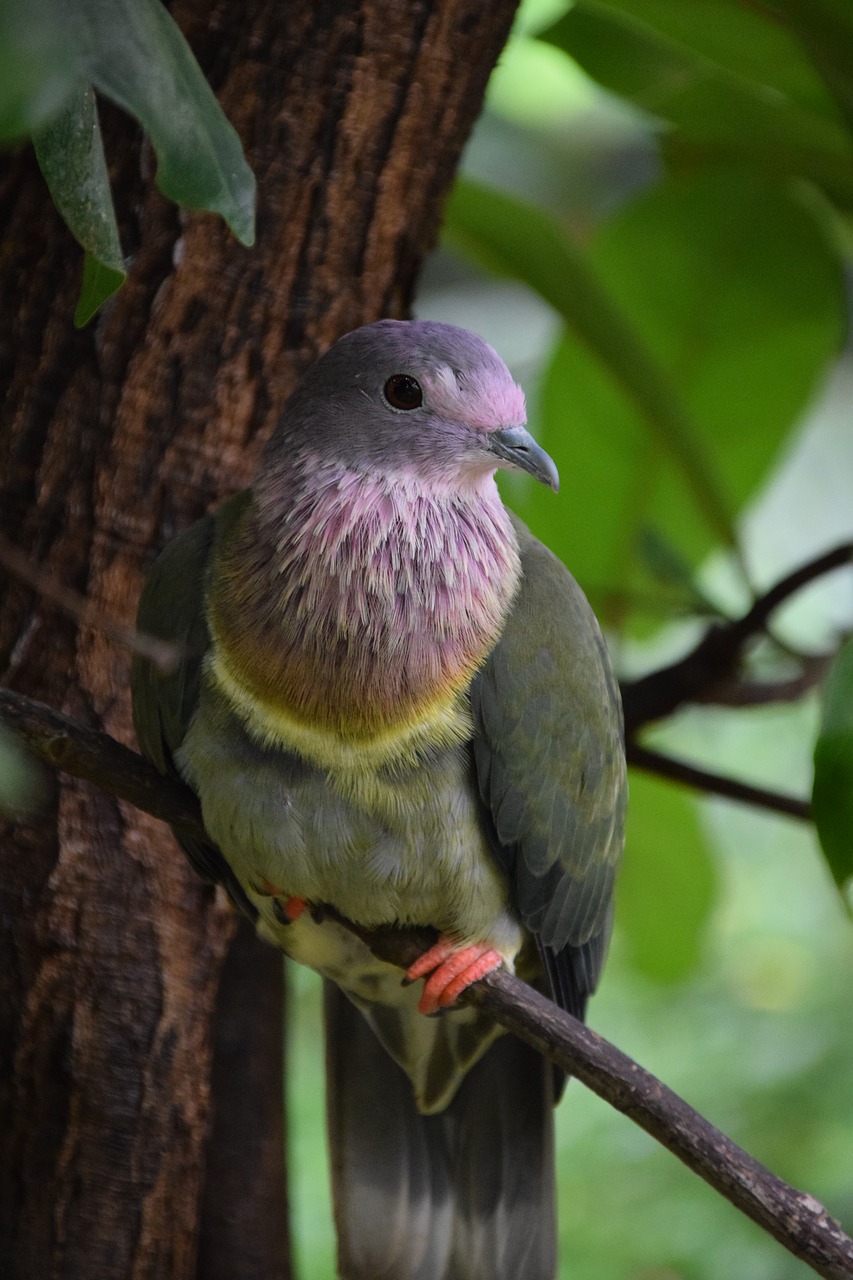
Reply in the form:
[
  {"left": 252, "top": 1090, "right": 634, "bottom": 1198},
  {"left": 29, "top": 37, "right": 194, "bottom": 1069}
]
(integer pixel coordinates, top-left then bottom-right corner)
[{"left": 214, "top": 455, "right": 522, "bottom": 734}]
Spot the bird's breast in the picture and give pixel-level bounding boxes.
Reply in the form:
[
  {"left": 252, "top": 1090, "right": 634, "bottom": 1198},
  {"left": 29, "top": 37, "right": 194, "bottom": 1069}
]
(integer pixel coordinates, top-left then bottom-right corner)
[{"left": 207, "top": 473, "right": 521, "bottom": 756}]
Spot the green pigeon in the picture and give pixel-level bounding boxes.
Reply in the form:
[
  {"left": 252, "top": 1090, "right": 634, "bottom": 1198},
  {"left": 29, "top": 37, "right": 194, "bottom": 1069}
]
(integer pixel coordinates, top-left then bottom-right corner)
[{"left": 131, "top": 320, "right": 626, "bottom": 1280}]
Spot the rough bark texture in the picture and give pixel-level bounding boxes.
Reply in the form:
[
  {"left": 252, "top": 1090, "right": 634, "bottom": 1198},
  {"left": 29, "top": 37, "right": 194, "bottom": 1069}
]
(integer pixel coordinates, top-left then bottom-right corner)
[{"left": 0, "top": 2, "right": 519, "bottom": 1277}]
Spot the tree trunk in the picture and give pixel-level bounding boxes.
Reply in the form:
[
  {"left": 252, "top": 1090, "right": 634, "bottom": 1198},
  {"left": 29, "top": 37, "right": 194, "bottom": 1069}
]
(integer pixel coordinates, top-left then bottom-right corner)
[{"left": 0, "top": 2, "right": 519, "bottom": 1277}]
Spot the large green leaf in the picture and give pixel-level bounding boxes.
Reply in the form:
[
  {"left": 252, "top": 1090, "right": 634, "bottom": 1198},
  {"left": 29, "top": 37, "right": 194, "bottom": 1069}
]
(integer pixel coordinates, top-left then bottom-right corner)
[
  {"left": 554, "top": 0, "right": 838, "bottom": 114},
  {"left": 616, "top": 771, "right": 718, "bottom": 983},
  {"left": 771, "top": 0, "right": 853, "bottom": 145},
  {"left": 543, "top": 2, "right": 853, "bottom": 208},
  {"left": 812, "top": 636, "right": 853, "bottom": 892},
  {"left": 74, "top": 0, "right": 255, "bottom": 245},
  {"left": 0, "top": 0, "right": 78, "bottom": 140},
  {"left": 530, "top": 169, "right": 844, "bottom": 622},
  {"left": 2, "top": 0, "right": 255, "bottom": 256},
  {"left": 33, "top": 86, "right": 126, "bottom": 325},
  {"left": 445, "top": 178, "right": 737, "bottom": 552}
]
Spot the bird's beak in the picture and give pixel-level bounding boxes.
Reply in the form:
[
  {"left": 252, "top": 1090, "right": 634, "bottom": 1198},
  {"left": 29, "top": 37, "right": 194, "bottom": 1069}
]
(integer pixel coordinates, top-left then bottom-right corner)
[{"left": 487, "top": 425, "right": 560, "bottom": 493}]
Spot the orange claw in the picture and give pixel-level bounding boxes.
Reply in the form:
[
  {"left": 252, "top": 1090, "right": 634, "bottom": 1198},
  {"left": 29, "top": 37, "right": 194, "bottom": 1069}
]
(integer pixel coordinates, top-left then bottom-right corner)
[
  {"left": 282, "top": 895, "right": 308, "bottom": 922},
  {"left": 271, "top": 894, "right": 308, "bottom": 925},
  {"left": 406, "top": 939, "right": 503, "bottom": 1015}
]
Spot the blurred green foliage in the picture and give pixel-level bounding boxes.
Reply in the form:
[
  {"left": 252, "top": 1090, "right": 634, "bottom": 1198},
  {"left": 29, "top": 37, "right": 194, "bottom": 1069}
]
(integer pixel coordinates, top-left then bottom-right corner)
[
  {"left": 1, "top": 0, "right": 255, "bottom": 323},
  {"left": 0, "top": 725, "right": 44, "bottom": 817}
]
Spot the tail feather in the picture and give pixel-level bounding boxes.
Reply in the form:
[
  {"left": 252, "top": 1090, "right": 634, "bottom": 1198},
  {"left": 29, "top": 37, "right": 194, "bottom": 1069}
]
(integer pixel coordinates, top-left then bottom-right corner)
[{"left": 324, "top": 982, "right": 556, "bottom": 1280}]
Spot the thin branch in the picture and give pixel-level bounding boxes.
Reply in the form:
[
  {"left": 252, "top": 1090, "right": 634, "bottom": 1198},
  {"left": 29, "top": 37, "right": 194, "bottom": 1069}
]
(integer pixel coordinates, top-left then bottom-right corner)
[
  {"left": 0, "top": 532, "right": 179, "bottom": 672},
  {"left": 733, "top": 544, "right": 853, "bottom": 641},
  {"left": 701, "top": 653, "right": 833, "bottom": 709},
  {"left": 1, "top": 686, "right": 851, "bottom": 1277},
  {"left": 627, "top": 742, "right": 812, "bottom": 821},
  {"left": 621, "top": 542, "right": 853, "bottom": 732},
  {"left": 464, "top": 970, "right": 853, "bottom": 1280}
]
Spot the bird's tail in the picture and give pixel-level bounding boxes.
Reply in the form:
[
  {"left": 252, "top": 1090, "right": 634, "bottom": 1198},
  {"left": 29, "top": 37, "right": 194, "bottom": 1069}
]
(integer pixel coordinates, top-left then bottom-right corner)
[{"left": 324, "top": 981, "right": 557, "bottom": 1280}]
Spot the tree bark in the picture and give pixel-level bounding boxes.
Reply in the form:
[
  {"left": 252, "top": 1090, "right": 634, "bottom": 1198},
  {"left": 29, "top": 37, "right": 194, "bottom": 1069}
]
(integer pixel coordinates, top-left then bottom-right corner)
[{"left": 0, "top": 2, "right": 519, "bottom": 1277}]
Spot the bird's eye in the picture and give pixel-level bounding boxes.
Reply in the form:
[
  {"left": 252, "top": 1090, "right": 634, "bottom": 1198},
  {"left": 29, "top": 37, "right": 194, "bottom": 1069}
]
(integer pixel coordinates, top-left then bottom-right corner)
[{"left": 384, "top": 374, "right": 423, "bottom": 411}]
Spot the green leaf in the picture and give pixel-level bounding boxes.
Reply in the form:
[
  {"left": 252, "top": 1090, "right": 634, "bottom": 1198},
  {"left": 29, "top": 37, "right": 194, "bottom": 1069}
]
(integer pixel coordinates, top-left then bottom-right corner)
[
  {"left": 0, "top": 0, "right": 80, "bottom": 140},
  {"left": 444, "top": 178, "right": 737, "bottom": 550},
  {"left": 637, "top": 529, "right": 722, "bottom": 618},
  {"left": 0, "top": 725, "right": 45, "bottom": 818},
  {"left": 33, "top": 85, "right": 126, "bottom": 325},
  {"left": 531, "top": 169, "right": 845, "bottom": 623},
  {"left": 3, "top": 0, "right": 255, "bottom": 245},
  {"left": 75, "top": 253, "right": 127, "bottom": 327},
  {"left": 75, "top": 0, "right": 256, "bottom": 245},
  {"left": 551, "top": 0, "right": 839, "bottom": 115},
  {"left": 770, "top": 0, "right": 853, "bottom": 146},
  {"left": 543, "top": 2, "right": 853, "bottom": 208},
  {"left": 617, "top": 771, "right": 718, "bottom": 983},
  {"left": 812, "top": 636, "right": 853, "bottom": 891}
]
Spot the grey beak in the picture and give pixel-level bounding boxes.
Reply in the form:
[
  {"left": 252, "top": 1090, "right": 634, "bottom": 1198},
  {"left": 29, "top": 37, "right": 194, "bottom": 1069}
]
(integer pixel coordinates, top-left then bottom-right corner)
[{"left": 487, "top": 425, "right": 560, "bottom": 493}]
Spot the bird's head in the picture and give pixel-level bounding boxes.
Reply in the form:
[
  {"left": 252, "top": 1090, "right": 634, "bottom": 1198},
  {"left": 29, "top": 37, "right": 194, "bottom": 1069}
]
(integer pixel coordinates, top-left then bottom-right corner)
[{"left": 262, "top": 319, "right": 559, "bottom": 494}]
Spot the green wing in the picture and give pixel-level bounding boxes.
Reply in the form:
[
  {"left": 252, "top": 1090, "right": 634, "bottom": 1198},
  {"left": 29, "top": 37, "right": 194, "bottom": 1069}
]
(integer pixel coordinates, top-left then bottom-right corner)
[
  {"left": 130, "top": 492, "right": 256, "bottom": 913},
  {"left": 470, "top": 513, "right": 626, "bottom": 1012}
]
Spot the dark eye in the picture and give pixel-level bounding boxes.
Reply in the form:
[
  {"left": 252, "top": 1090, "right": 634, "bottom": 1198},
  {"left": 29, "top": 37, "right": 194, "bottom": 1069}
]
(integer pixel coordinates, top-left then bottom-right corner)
[{"left": 384, "top": 374, "right": 423, "bottom": 411}]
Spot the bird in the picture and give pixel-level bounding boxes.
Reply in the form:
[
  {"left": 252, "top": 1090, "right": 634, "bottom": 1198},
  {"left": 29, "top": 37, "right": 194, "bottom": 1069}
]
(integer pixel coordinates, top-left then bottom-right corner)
[{"left": 131, "top": 319, "right": 626, "bottom": 1280}]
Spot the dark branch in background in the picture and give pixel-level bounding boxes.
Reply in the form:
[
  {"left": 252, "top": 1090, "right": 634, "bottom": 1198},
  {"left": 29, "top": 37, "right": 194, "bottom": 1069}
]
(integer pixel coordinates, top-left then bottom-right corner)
[
  {"left": 627, "top": 742, "right": 813, "bottom": 821},
  {"left": 621, "top": 542, "right": 852, "bottom": 817},
  {"left": 1, "top": 687, "right": 852, "bottom": 1279},
  {"left": 621, "top": 541, "right": 852, "bottom": 732},
  {"left": 696, "top": 653, "right": 834, "bottom": 709}
]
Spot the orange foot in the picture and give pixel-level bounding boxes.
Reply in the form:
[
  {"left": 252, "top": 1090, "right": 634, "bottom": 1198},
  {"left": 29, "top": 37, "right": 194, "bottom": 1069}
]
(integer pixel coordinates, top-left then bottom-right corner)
[
  {"left": 405, "top": 938, "right": 503, "bottom": 1015},
  {"left": 251, "top": 879, "right": 309, "bottom": 924},
  {"left": 271, "top": 895, "right": 309, "bottom": 924}
]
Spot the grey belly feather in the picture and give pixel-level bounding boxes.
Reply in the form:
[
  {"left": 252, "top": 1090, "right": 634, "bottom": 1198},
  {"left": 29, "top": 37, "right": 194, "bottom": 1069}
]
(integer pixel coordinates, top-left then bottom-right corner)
[{"left": 176, "top": 681, "right": 520, "bottom": 1113}]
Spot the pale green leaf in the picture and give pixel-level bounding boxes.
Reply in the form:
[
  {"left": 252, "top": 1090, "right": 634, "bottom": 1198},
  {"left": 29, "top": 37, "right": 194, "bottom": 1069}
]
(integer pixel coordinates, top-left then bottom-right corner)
[
  {"left": 444, "top": 178, "right": 736, "bottom": 550},
  {"left": 33, "top": 85, "right": 126, "bottom": 324},
  {"left": 543, "top": 1, "right": 853, "bottom": 208},
  {"left": 4, "top": 0, "right": 255, "bottom": 246},
  {"left": 75, "top": 0, "right": 256, "bottom": 244},
  {"left": 617, "top": 772, "right": 718, "bottom": 983},
  {"left": 75, "top": 253, "right": 127, "bottom": 327},
  {"left": 0, "top": 0, "right": 79, "bottom": 140},
  {"left": 530, "top": 169, "right": 845, "bottom": 624}
]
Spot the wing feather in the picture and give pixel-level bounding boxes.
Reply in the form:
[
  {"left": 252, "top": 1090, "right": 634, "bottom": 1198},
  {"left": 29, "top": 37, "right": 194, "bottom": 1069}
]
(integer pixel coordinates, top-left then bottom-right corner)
[
  {"left": 130, "top": 495, "right": 257, "bottom": 917},
  {"left": 471, "top": 513, "right": 626, "bottom": 1014}
]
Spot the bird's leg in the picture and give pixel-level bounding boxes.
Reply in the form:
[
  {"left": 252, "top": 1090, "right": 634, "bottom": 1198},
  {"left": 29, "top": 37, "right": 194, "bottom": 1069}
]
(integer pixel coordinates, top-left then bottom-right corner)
[
  {"left": 253, "top": 879, "right": 309, "bottom": 924},
  {"left": 405, "top": 938, "right": 503, "bottom": 1015},
  {"left": 274, "top": 895, "right": 309, "bottom": 923}
]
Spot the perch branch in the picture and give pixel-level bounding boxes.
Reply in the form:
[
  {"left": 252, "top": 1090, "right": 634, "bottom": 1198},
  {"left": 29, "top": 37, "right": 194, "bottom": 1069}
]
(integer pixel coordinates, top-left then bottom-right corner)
[
  {"left": 1, "top": 686, "right": 851, "bottom": 1278},
  {"left": 0, "top": 687, "right": 206, "bottom": 842}
]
